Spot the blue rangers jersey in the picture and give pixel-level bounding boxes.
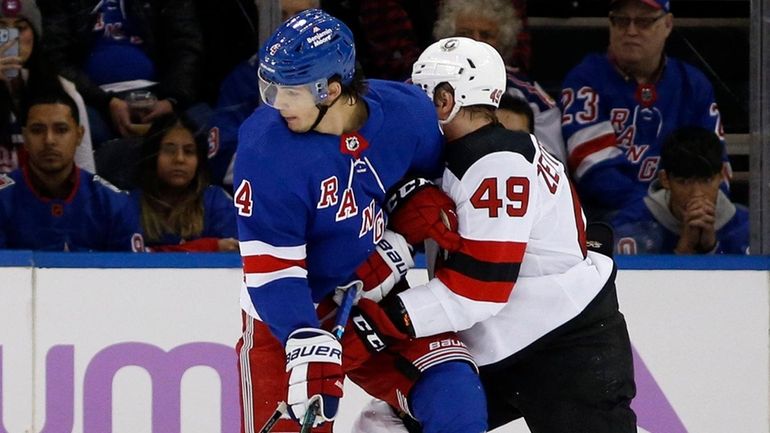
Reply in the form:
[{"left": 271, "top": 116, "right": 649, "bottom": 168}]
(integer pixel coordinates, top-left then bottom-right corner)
[
  {"left": 560, "top": 53, "right": 729, "bottom": 215},
  {"left": 233, "top": 79, "right": 444, "bottom": 344},
  {"left": 611, "top": 180, "right": 749, "bottom": 255},
  {"left": 0, "top": 167, "right": 144, "bottom": 251},
  {"left": 506, "top": 66, "right": 566, "bottom": 163}
]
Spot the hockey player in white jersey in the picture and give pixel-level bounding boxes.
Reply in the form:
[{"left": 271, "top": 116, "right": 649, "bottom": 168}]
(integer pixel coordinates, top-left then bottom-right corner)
[{"left": 348, "top": 37, "right": 637, "bottom": 432}]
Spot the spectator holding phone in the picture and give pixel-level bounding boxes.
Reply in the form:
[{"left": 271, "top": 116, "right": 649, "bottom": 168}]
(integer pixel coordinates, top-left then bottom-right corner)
[{"left": 0, "top": 0, "right": 95, "bottom": 174}]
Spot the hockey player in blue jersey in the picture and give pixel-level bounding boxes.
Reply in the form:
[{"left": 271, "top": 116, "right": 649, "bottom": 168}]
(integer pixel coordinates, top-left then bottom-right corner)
[
  {"left": 233, "top": 9, "right": 486, "bottom": 433},
  {"left": 612, "top": 126, "right": 748, "bottom": 254},
  {"left": 0, "top": 91, "right": 143, "bottom": 251},
  {"left": 561, "top": 0, "right": 730, "bottom": 221}
]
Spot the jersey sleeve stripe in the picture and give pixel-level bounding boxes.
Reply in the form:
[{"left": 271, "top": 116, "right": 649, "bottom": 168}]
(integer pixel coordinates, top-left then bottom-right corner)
[
  {"left": 444, "top": 251, "right": 521, "bottom": 282},
  {"left": 459, "top": 239, "right": 526, "bottom": 263},
  {"left": 242, "top": 255, "right": 307, "bottom": 273},
  {"left": 244, "top": 267, "right": 307, "bottom": 288},
  {"left": 567, "top": 132, "right": 617, "bottom": 174},
  {"left": 435, "top": 267, "right": 515, "bottom": 303},
  {"left": 239, "top": 239, "right": 306, "bottom": 259}
]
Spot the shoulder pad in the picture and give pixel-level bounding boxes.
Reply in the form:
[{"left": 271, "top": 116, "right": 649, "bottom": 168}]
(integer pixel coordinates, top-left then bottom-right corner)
[{"left": 0, "top": 174, "right": 15, "bottom": 191}]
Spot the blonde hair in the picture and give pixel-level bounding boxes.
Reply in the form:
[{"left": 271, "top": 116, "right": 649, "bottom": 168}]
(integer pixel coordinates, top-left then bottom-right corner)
[
  {"left": 433, "top": 0, "right": 521, "bottom": 61},
  {"left": 139, "top": 115, "right": 208, "bottom": 243}
]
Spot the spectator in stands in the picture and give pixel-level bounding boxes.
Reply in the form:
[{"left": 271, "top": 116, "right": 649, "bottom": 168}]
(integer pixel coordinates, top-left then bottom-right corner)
[
  {"left": 433, "top": 0, "right": 567, "bottom": 163},
  {"left": 561, "top": 0, "right": 730, "bottom": 221},
  {"left": 133, "top": 113, "right": 237, "bottom": 252},
  {"left": 0, "top": 91, "right": 144, "bottom": 251},
  {"left": 36, "top": 0, "right": 203, "bottom": 145},
  {"left": 497, "top": 93, "right": 534, "bottom": 134},
  {"left": 612, "top": 126, "right": 748, "bottom": 255},
  {"left": 0, "top": 0, "right": 95, "bottom": 174}
]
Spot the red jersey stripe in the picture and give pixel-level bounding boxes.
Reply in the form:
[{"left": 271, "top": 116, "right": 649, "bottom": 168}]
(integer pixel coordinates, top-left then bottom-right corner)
[
  {"left": 567, "top": 133, "right": 617, "bottom": 173},
  {"left": 243, "top": 255, "right": 307, "bottom": 274}
]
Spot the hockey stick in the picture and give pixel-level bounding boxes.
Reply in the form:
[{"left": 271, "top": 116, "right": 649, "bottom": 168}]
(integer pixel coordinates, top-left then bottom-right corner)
[{"left": 258, "top": 284, "right": 359, "bottom": 433}]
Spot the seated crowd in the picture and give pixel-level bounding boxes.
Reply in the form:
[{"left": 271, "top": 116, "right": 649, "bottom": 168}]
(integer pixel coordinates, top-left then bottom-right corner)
[{"left": 0, "top": 0, "right": 748, "bottom": 254}]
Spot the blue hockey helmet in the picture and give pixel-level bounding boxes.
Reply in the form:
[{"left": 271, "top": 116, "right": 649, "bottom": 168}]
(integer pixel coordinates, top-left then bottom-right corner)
[{"left": 258, "top": 9, "right": 356, "bottom": 108}]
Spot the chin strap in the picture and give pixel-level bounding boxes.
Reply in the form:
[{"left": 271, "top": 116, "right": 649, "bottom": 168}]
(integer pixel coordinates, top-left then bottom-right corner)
[{"left": 310, "top": 93, "right": 344, "bottom": 131}]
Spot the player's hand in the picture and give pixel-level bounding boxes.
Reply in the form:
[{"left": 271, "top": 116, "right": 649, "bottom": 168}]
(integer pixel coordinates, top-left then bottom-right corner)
[
  {"left": 285, "top": 328, "right": 344, "bottom": 427},
  {"left": 350, "top": 297, "right": 412, "bottom": 346},
  {"left": 385, "top": 177, "right": 462, "bottom": 251},
  {"left": 333, "top": 230, "right": 413, "bottom": 305}
]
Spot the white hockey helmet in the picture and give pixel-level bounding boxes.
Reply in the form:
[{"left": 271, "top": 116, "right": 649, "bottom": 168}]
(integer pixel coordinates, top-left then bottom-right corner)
[{"left": 411, "top": 37, "right": 506, "bottom": 124}]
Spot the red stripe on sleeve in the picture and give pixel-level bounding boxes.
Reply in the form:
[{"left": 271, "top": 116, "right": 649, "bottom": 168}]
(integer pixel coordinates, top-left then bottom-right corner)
[
  {"left": 567, "top": 133, "right": 617, "bottom": 173},
  {"left": 459, "top": 239, "right": 527, "bottom": 264},
  {"left": 242, "top": 255, "right": 306, "bottom": 273},
  {"left": 436, "top": 267, "right": 514, "bottom": 303}
]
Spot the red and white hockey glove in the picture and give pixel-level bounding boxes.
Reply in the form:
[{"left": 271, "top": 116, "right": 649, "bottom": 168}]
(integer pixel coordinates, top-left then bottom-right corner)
[
  {"left": 385, "top": 177, "right": 462, "bottom": 252},
  {"left": 285, "top": 328, "right": 344, "bottom": 427},
  {"left": 333, "top": 230, "right": 414, "bottom": 306},
  {"left": 340, "top": 297, "right": 414, "bottom": 369}
]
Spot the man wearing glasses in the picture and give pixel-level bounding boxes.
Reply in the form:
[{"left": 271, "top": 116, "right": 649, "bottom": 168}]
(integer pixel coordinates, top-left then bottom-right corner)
[{"left": 560, "top": 0, "right": 730, "bottom": 222}]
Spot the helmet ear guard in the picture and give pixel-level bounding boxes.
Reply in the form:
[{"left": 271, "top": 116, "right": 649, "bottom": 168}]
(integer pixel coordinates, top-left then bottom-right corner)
[{"left": 411, "top": 37, "right": 507, "bottom": 123}]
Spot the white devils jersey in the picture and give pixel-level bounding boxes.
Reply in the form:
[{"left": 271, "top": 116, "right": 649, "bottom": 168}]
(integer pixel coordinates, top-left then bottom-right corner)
[{"left": 397, "top": 123, "right": 614, "bottom": 366}]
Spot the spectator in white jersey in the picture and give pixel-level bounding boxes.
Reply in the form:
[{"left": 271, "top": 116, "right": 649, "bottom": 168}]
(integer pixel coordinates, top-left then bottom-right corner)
[
  {"left": 349, "top": 37, "right": 637, "bottom": 433},
  {"left": 433, "top": 0, "right": 567, "bottom": 162}
]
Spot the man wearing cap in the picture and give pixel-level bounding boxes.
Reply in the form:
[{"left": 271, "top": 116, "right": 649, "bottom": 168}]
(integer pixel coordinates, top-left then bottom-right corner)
[{"left": 560, "top": 0, "right": 731, "bottom": 222}]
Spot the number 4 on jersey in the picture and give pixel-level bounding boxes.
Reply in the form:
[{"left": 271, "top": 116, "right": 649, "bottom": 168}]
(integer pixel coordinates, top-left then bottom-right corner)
[{"left": 234, "top": 179, "right": 253, "bottom": 216}]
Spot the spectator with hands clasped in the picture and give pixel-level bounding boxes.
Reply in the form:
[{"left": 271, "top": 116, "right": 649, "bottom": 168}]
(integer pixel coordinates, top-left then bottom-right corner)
[{"left": 612, "top": 126, "right": 749, "bottom": 255}]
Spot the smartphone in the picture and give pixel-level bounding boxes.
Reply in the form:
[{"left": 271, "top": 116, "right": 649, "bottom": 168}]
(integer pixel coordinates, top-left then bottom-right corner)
[{"left": 0, "top": 27, "right": 20, "bottom": 78}]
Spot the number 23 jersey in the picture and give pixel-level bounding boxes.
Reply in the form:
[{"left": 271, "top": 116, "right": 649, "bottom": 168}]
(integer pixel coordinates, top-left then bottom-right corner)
[{"left": 397, "top": 123, "right": 614, "bottom": 366}]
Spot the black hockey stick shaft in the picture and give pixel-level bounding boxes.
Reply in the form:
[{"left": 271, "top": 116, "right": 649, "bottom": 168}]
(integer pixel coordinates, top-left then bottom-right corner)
[{"left": 259, "top": 286, "right": 358, "bottom": 433}]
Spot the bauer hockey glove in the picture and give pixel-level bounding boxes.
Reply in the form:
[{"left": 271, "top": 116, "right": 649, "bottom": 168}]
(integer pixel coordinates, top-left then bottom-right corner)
[
  {"left": 385, "top": 177, "right": 462, "bottom": 251},
  {"left": 285, "top": 328, "right": 345, "bottom": 427},
  {"left": 333, "top": 230, "right": 414, "bottom": 306}
]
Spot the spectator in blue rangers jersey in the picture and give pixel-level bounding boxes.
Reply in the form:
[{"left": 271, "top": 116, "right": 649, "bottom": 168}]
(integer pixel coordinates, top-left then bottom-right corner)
[
  {"left": 233, "top": 9, "right": 486, "bottom": 433},
  {"left": 433, "top": 0, "right": 567, "bottom": 163},
  {"left": 612, "top": 126, "right": 748, "bottom": 255},
  {"left": 0, "top": 91, "right": 143, "bottom": 251},
  {"left": 561, "top": 0, "right": 730, "bottom": 221},
  {"left": 131, "top": 113, "right": 237, "bottom": 252}
]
